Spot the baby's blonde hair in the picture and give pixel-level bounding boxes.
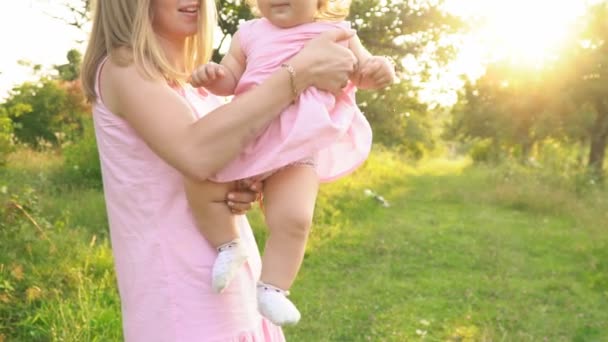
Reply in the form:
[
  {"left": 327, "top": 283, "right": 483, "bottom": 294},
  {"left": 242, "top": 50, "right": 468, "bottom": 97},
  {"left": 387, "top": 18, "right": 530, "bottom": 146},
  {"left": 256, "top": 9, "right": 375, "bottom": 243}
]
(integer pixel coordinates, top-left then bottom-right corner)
[
  {"left": 81, "top": 0, "right": 217, "bottom": 102},
  {"left": 246, "top": 0, "right": 351, "bottom": 22}
]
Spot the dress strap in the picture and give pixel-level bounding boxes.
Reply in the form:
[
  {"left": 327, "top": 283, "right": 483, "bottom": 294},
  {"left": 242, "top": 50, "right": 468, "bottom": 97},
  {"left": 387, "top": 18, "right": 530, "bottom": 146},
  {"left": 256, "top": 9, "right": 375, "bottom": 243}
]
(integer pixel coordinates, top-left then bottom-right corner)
[{"left": 95, "top": 55, "right": 110, "bottom": 104}]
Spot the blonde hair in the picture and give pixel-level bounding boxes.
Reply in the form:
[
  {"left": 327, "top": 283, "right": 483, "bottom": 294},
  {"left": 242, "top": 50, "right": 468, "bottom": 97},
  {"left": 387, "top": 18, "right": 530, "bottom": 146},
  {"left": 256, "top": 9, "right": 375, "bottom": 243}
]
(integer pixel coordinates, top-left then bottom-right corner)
[
  {"left": 81, "top": 0, "right": 217, "bottom": 102},
  {"left": 246, "top": 0, "right": 351, "bottom": 22}
]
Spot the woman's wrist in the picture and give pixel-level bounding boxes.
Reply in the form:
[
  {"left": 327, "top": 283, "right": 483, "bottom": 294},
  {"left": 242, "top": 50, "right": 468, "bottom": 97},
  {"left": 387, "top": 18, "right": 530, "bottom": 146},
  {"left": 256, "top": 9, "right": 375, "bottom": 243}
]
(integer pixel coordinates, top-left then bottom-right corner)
[
  {"left": 280, "top": 63, "right": 299, "bottom": 101},
  {"left": 286, "top": 56, "right": 313, "bottom": 94}
]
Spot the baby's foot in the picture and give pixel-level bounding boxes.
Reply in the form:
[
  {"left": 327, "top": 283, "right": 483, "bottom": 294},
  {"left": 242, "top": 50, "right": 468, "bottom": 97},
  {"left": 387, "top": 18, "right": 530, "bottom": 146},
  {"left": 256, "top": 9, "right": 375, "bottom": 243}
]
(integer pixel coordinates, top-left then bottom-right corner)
[
  {"left": 212, "top": 239, "right": 248, "bottom": 293},
  {"left": 257, "top": 282, "right": 301, "bottom": 326}
]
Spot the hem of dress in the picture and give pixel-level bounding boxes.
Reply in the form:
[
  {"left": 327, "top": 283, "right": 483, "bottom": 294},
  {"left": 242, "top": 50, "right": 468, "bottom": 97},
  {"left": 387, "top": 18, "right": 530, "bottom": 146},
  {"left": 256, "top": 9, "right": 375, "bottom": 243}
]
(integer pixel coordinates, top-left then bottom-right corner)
[
  {"left": 318, "top": 156, "right": 369, "bottom": 183},
  {"left": 216, "top": 317, "right": 285, "bottom": 342}
]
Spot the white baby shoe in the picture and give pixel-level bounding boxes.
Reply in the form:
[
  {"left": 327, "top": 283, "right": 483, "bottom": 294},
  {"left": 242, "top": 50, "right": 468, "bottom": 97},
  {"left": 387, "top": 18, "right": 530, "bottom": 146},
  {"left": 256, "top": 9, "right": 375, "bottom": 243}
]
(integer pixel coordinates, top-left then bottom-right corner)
[
  {"left": 257, "top": 282, "right": 301, "bottom": 326},
  {"left": 212, "top": 239, "right": 248, "bottom": 293}
]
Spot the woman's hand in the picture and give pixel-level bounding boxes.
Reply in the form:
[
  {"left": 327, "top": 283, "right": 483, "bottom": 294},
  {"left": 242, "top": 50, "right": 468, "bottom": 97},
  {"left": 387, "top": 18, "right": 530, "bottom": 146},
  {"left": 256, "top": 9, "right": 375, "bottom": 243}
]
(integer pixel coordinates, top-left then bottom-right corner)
[
  {"left": 289, "top": 28, "right": 358, "bottom": 97},
  {"left": 226, "top": 179, "right": 263, "bottom": 214}
]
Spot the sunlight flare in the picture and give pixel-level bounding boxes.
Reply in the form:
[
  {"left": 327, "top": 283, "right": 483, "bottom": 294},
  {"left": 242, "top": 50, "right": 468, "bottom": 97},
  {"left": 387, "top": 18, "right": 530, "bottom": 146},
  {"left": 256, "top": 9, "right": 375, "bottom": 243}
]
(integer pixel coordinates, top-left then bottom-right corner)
[{"left": 445, "top": 0, "right": 587, "bottom": 66}]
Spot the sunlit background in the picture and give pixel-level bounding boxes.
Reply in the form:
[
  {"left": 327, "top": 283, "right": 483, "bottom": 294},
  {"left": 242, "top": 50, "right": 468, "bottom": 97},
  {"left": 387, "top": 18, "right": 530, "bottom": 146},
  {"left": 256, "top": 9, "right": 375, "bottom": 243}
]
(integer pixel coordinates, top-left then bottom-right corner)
[
  {"left": 446, "top": 0, "right": 586, "bottom": 64},
  {"left": 417, "top": 0, "right": 594, "bottom": 106},
  {"left": 0, "top": 1, "right": 83, "bottom": 99},
  {"left": 0, "top": 0, "right": 597, "bottom": 102}
]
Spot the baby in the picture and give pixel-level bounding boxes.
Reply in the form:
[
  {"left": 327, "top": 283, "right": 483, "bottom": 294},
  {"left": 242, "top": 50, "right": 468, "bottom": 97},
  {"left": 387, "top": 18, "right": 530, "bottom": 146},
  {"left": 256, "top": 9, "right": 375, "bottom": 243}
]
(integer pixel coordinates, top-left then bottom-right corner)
[{"left": 186, "top": 0, "right": 395, "bottom": 326}]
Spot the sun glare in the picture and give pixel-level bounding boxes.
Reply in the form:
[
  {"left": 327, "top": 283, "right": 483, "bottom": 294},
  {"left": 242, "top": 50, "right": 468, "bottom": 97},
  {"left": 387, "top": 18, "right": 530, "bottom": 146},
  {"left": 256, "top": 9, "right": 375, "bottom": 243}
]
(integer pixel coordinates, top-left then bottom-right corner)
[{"left": 445, "top": 0, "right": 587, "bottom": 66}]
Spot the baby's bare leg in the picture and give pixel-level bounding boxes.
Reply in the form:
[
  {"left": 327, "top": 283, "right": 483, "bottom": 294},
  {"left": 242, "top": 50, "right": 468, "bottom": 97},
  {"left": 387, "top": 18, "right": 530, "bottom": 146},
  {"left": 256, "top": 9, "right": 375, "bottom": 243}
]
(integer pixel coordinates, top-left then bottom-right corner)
[
  {"left": 261, "top": 165, "right": 319, "bottom": 290},
  {"left": 184, "top": 178, "right": 248, "bottom": 293},
  {"left": 256, "top": 165, "right": 319, "bottom": 325},
  {"left": 183, "top": 178, "right": 238, "bottom": 247}
]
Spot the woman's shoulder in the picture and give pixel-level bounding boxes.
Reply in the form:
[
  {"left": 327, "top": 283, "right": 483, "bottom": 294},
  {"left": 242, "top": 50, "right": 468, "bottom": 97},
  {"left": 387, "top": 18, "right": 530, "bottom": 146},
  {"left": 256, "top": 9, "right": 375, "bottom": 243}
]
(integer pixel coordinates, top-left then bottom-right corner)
[
  {"left": 100, "top": 54, "right": 172, "bottom": 115},
  {"left": 103, "top": 54, "right": 160, "bottom": 88}
]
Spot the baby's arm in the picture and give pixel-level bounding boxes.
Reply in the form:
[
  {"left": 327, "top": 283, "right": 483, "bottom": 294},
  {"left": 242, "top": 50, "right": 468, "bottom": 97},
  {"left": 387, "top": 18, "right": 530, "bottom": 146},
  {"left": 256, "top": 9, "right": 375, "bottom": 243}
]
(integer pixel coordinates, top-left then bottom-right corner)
[
  {"left": 348, "top": 34, "right": 396, "bottom": 90},
  {"left": 190, "top": 33, "right": 247, "bottom": 96}
]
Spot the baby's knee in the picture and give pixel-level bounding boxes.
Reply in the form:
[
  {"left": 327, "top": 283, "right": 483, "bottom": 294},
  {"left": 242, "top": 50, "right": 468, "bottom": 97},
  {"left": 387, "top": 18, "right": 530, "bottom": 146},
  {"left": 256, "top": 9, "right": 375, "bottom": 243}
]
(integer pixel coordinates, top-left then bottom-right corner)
[{"left": 267, "top": 210, "right": 313, "bottom": 238}]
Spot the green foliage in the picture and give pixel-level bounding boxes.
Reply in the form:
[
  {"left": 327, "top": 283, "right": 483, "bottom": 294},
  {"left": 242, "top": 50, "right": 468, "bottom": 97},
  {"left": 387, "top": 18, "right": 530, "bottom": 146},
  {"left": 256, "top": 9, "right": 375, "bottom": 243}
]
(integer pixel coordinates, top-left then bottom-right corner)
[
  {"left": 0, "top": 107, "right": 14, "bottom": 166},
  {"left": 359, "top": 86, "right": 434, "bottom": 157},
  {"left": 62, "top": 118, "right": 102, "bottom": 188},
  {"left": 468, "top": 138, "right": 499, "bottom": 163},
  {"left": 350, "top": 0, "right": 462, "bottom": 155},
  {"left": 2, "top": 77, "right": 88, "bottom": 149},
  {"left": 1, "top": 48, "right": 88, "bottom": 152},
  {"left": 54, "top": 49, "right": 82, "bottom": 82},
  {"left": 214, "top": 0, "right": 254, "bottom": 62}
]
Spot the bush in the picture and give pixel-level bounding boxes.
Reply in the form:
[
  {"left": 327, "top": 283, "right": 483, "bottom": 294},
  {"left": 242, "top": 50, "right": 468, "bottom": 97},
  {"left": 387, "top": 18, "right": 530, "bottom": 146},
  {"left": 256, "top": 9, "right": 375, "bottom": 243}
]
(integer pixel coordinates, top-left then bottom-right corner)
[
  {"left": 469, "top": 139, "right": 498, "bottom": 163},
  {"left": 62, "top": 119, "right": 102, "bottom": 188},
  {"left": 3, "top": 78, "right": 88, "bottom": 149}
]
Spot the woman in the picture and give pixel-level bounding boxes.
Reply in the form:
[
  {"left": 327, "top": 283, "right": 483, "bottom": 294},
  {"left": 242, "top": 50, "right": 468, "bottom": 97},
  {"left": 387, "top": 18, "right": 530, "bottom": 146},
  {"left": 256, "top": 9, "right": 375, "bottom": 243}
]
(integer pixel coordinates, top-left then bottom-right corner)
[{"left": 80, "top": 0, "right": 358, "bottom": 341}]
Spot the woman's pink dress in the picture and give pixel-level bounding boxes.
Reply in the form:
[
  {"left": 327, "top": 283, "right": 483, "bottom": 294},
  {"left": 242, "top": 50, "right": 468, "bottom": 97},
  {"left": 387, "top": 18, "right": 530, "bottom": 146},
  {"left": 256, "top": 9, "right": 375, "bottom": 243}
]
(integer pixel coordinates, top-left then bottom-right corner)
[
  {"left": 93, "top": 59, "right": 285, "bottom": 341},
  {"left": 211, "top": 18, "right": 373, "bottom": 183}
]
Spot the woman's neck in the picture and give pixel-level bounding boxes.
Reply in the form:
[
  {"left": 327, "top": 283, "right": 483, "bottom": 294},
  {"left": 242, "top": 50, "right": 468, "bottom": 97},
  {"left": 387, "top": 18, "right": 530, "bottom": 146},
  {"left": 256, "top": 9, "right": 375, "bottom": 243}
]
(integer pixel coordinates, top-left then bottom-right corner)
[{"left": 156, "top": 35, "right": 187, "bottom": 72}]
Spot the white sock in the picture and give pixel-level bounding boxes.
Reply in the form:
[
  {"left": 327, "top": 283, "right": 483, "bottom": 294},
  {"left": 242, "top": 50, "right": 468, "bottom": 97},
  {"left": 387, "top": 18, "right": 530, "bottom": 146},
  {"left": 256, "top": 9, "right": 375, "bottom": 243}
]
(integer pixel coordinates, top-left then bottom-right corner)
[
  {"left": 257, "top": 281, "right": 301, "bottom": 326},
  {"left": 211, "top": 239, "right": 248, "bottom": 293}
]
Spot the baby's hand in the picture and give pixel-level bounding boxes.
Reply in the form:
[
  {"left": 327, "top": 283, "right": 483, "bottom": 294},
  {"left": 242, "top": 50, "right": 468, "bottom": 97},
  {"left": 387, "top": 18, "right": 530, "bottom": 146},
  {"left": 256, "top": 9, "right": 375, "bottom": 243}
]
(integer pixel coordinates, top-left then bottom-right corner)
[
  {"left": 189, "top": 62, "right": 228, "bottom": 87},
  {"left": 353, "top": 56, "right": 396, "bottom": 90}
]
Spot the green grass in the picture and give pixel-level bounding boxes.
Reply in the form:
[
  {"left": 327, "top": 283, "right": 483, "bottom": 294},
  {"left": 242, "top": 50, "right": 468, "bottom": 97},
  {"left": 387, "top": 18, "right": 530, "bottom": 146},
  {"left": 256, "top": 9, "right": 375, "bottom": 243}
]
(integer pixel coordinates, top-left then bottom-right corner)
[{"left": 1, "top": 148, "right": 607, "bottom": 341}]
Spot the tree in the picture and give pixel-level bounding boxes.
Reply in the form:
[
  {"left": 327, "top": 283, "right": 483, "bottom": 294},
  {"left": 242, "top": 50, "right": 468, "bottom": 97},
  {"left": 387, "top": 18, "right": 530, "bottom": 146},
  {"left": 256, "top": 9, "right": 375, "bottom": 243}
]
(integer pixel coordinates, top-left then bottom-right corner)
[
  {"left": 55, "top": 49, "right": 82, "bottom": 82},
  {"left": 214, "top": 0, "right": 255, "bottom": 62},
  {"left": 448, "top": 1, "right": 608, "bottom": 177},
  {"left": 46, "top": 0, "right": 91, "bottom": 31},
  {"left": 1, "top": 49, "right": 89, "bottom": 149},
  {"left": 559, "top": 1, "right": 608, "bottom": 176},
  {"left": 448, "top": 61, "right": 563, "bottom": 162},
  {"left": 349, "top": 0, "right": 463, "bottom": 155}
]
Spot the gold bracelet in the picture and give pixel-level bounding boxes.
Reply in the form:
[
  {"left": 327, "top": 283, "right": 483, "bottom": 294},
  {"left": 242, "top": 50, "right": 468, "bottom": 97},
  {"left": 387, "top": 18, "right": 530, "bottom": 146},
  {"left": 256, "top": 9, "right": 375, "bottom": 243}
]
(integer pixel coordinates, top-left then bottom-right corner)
[{"left": 280, "top": 63, "right": 298, "bottom": 102}]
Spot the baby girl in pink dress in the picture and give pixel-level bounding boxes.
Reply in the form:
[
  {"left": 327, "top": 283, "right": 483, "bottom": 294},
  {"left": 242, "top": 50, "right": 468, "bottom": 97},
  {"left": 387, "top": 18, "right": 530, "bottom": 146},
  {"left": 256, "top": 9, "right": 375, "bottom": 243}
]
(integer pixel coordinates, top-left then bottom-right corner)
[{"left": 185, "top": 0, "right": 395, "bottom": 326}]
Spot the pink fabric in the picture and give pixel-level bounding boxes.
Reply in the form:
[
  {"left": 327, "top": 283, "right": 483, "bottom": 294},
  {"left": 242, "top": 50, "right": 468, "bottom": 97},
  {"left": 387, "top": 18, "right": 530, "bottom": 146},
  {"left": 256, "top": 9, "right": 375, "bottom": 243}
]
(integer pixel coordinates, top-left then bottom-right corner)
[
  {"left": 92, "top": 58, "right": 285, "bottom": 342},
  {"left": 210, "top": 18, "right": 373, "bottom": 183}
]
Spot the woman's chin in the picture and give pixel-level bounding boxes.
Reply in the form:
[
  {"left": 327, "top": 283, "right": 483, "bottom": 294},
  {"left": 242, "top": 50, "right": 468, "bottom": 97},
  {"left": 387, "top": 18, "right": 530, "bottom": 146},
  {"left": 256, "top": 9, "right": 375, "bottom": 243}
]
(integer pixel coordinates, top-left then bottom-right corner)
[{"left": 176, "top": 27, "right": 199, "bottom": 39}]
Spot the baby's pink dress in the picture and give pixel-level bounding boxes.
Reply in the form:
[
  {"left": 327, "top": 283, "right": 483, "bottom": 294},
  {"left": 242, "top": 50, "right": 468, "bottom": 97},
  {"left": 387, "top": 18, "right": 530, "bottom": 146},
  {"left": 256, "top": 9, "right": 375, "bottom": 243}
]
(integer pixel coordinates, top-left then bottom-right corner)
[
  {"left": 211, "top": 18, "right": 373, "bottom": 183},
  {"left": 93, "top": 58, "right": 285, "bottom": 341}
]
